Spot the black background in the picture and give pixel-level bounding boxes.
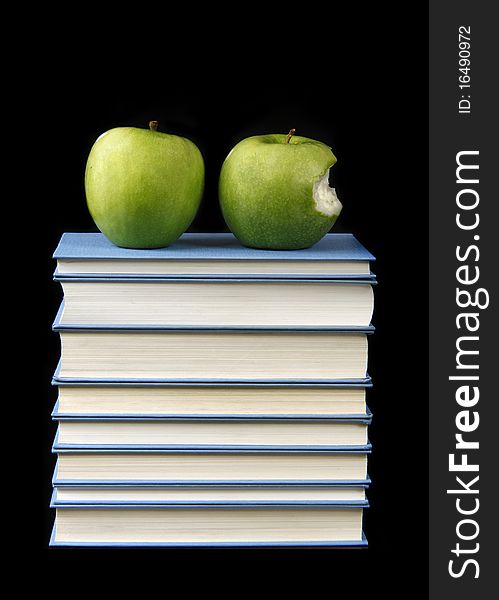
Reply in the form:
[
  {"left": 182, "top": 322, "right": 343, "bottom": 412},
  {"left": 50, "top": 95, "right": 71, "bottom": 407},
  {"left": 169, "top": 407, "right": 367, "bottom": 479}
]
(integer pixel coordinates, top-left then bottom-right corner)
[{"left": 27, "top": 8, "right": 428, "bottom": 595}]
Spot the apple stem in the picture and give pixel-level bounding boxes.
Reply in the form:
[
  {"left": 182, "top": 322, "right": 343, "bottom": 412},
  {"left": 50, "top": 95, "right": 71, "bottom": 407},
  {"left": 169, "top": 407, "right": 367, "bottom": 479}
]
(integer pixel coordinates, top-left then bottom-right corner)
[
  {"left": 149, "top": 121, "right": 159, "bottom": 131},
  {"left": 285, "top": 128, "right": 296, "bottom": 144}
]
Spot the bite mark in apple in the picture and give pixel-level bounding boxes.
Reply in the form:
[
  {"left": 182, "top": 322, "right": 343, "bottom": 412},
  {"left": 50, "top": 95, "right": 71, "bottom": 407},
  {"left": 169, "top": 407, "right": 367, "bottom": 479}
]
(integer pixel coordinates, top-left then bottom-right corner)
[{"left": 312, "top": 170, "right": 342, "bottom": 217}]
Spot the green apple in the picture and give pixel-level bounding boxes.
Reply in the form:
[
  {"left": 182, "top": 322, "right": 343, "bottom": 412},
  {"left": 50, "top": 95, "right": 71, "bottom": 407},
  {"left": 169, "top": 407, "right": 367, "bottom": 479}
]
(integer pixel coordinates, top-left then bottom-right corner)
[
  {"left": 85, "top": 121, "right": 204, "bottom": 248},
  {"left": 219, "top": 130, "right": 342, "bottom": 250}
]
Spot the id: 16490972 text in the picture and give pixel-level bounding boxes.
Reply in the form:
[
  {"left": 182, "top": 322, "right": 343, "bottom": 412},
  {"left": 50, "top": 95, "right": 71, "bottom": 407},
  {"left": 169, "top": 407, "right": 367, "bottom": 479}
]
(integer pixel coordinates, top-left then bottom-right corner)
[{"left": 458, "top": 25, "right": 471, "bottom": 115}]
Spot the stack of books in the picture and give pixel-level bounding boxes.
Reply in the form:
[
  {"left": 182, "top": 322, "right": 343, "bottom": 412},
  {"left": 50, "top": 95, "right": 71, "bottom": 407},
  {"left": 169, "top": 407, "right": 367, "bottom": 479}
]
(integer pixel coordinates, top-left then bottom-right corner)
[{"left": 49, "top": 232, "right": 376, "bottom": 547}]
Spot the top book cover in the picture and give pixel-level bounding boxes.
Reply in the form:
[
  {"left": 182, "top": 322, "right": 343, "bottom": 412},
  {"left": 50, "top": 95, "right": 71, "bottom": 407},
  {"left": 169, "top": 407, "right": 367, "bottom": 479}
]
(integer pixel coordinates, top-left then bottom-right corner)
[{"left": 53, "top": 232, "right": 376, "bottom": 279}]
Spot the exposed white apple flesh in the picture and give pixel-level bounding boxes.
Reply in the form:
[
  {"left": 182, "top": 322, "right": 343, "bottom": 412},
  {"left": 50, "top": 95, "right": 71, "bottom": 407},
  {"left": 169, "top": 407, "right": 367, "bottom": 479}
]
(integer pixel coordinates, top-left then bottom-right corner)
[{"left": 313, "top": 170, "right": 342, "bottom": 217}]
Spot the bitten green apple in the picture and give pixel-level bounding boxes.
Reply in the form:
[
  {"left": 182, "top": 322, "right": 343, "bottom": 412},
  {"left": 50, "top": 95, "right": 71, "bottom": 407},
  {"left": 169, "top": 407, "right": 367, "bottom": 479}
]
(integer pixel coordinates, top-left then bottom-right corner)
[
  {"left": 219, "top": 129, "right": 342, "bottom": 250},
  {"left": 85, "top": 121, "right": 204, "bottom": 248}
]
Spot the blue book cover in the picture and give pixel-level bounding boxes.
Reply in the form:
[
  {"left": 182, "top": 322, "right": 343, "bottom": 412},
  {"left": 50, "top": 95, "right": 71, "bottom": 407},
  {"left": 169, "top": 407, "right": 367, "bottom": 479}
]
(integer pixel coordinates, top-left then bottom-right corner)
[
  {"left": 51, "top": 361, "right": 373, "bottom": 388},
  {"left": 54, "top": 477, "right": 372, "bottom": 487},
  {"left": 51, "top": 399, "right": 373, "bottom": 422},
  {"left": 52, "top": 436, "right": 372, "bottom": 454},
  {"left": 49, "top": 489, "right": 369, "bottom": 509},
  {"left": 55, "top": 273, "right": 377, "bottom": 283},
  {"left": 53, "top": 232, "right": 376, "bottom": 263},
  {"left": 51, "top": 468, "right": 372, "bottom": 488}
]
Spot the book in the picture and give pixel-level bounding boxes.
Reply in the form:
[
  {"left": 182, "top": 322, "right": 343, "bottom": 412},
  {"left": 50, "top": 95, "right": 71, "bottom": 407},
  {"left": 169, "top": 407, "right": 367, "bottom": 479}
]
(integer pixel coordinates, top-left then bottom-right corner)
[
  {"left": 51, "top": 481, "right": 370, "bottom": 505},
  {"left": 52, "top": 446, "right": 371, "bottom": 484},
  {"left": 52, "top": 381, "right": 371, "bottom": 418},
  {"left": 52, "top": 414, "right": 371, "bottom": 449},
  {"left": 53, "top": 312, "right": 372, "bottom": 382},
  {"left": 49, "top": 502, "right": 367, "bottom": 546},
  {"left": 55, "top": 277, "right": 375, "bottom": 328},
  {"left": 53, "top": 232, "right": 376, "bottom": 279}
]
